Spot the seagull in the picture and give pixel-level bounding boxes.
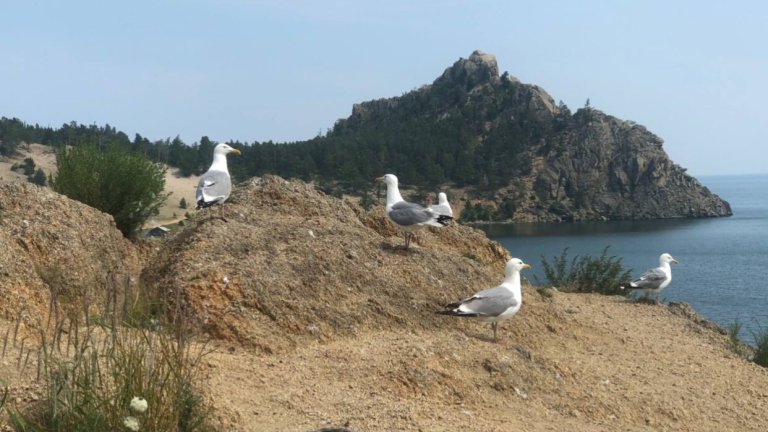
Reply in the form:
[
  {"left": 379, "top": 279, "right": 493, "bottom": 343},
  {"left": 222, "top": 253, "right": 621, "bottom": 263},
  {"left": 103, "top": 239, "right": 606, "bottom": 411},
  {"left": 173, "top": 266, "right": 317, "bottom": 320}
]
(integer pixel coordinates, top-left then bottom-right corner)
[
  {"left": 624, "top": 253, "right": 679, "bottom": 301},
  {"left": 196, "top": 143, "right": 241, "bottom": 221},
  {"left": 429, "top": 192, "right": 453, "bottom": 218},
  {"left": 437, "top": 258, "right": 531, "bottom": 342},
  {"left": 374, "top": 174, "right": 452, "bottom": 248}
]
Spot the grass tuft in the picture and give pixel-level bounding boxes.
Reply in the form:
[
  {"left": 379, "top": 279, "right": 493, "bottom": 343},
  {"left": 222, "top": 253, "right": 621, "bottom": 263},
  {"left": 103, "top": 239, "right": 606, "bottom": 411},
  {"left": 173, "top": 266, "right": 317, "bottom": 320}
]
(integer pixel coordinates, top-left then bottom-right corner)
[
  {"left": 751, "top": 326, "right": 768, "bottom": 368},
  {"left": 537, "top": 246, "right": 632, "bottom": 296},
  {"left": 1, "top": 272, "right": 216, "bottom": 431}
]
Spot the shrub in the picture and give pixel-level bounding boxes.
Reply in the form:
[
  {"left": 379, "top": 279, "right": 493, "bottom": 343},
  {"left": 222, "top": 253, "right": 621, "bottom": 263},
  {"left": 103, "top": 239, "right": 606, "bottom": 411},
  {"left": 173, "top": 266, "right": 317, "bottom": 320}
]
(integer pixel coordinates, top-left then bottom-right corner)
[
  {"left": 538, "top": 246, "right": 632, "bottom": 295},
  {"left": 179, "top": 198, "right": 188, "bottom": 209},
  {"left": 52, "top": 145, "right": 168, "bottom": 238},
  {"left": 30, "top": 168, "right": 47, "bottom": 186},
  {"left": 22, "top": 157, "right": 36, "bottom": 176}
]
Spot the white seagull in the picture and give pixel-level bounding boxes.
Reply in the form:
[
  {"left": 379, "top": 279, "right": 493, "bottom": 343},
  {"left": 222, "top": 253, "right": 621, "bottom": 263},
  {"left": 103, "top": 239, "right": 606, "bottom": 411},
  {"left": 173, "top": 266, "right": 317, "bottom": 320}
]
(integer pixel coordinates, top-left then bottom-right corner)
[
  {"left": 196, "top": 143, "right": 241, "bottom": 221},
  {"left": 624, "top": 253, "right": 679, "bottom": 301},
  {"left": 375, "top": 174, "right": 452, "bottom": 248},
  {"left": 429, "top": 192, "right": 453, "bottom": 218},
  {"left": 437, "top": 258, "right": 531, "bottom": 342}
]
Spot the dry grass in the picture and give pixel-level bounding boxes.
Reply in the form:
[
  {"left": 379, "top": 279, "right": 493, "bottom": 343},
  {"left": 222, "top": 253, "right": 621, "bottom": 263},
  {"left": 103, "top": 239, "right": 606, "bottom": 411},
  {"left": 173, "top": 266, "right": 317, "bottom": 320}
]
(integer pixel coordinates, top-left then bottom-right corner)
[{"left": 1, "top": 273, "right": 216, "bottom": 432}]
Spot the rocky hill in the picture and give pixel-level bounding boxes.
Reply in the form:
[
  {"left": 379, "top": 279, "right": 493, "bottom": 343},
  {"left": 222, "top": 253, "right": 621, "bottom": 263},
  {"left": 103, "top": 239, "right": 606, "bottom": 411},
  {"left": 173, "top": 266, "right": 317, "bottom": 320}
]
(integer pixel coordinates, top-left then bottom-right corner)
[
  {"left": 1, "top": 178, "right": 764, "bottom": 431},
  {"left": 330, "top": 50, "right": 732, "bottom": 222},
  {"left": 0, "top": 182, "right": 144, "bottom": 323},
  {"left": 140, "top": 175, "right": 510, "bottom": 352}
]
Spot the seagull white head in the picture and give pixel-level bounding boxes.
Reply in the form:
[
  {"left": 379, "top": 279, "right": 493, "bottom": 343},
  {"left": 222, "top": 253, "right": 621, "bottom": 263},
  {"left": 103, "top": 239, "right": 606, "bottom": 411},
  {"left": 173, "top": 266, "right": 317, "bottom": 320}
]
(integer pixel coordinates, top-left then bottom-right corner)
[
  {"left": 660, "top": 253, "right": 679, "bottom": 265},
  {"left": 208, "top": 143, "right": 241, "bottom": 172},
  {"left": 506, "top": 258, "right": 532, "bottom": 276},
  {"left": 375, "top": 174, "right": 403, "bottom": 207},
  {"left": 214, "top": 143, "right": 241, "bottom": 157},
  {"left": 438, "top": 192, "right": 449, "bottom": 205},
  {"left": 374, "top": 173, "right": 398, "bottom": 187}
]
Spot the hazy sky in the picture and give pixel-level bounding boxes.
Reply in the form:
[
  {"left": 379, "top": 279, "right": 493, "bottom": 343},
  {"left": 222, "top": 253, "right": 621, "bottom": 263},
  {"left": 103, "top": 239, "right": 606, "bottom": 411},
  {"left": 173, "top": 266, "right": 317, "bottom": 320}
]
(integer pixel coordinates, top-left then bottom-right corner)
[{"left": 1, "top": 1, "right": 766, "bottom": 175}]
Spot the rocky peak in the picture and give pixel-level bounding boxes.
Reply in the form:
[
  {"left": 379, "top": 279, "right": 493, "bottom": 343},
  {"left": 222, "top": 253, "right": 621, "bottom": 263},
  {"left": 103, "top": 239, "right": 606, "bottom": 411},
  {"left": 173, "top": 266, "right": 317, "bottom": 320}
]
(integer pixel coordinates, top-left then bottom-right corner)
[{"left": 434, "top": 50, "right": 500, "bottom": 91}]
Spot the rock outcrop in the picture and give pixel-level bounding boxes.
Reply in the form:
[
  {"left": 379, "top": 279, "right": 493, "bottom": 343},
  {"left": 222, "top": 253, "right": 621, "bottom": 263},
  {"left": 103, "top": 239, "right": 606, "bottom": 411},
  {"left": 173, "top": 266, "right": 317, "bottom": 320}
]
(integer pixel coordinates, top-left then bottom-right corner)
[
  {"left": 341, "top": 50, "right": 732, "bottom": 222},
  {"left": 523, "top": 115, "right": 733, "bottom": 221},
  {"left": 0, "top": 182, "right": 143, "bottom": 323}
]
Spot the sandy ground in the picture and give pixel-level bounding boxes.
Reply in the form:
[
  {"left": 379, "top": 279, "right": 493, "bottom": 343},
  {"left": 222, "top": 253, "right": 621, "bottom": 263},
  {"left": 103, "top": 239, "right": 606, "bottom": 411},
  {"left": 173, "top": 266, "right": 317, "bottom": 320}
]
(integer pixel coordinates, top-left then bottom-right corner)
[
  {"left": 4, "top": 293, "right": 766, "bottom": 432},
  {"left": 0, "top": 144, "right": 56, "bottom": 183},
  {"left": 146, "top": 169, "right": 200, "bottom": 227},
  {"left": 196, "top": 293, "right": 768, "bottom": 432}
]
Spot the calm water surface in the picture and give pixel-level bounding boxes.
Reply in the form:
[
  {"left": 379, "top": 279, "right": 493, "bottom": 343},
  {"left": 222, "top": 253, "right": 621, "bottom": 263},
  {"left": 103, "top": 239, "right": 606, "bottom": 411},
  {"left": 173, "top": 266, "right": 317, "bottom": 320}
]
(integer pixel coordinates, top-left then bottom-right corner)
[{"left": 481, "top": 174, "right": 768, "bottom": 343}]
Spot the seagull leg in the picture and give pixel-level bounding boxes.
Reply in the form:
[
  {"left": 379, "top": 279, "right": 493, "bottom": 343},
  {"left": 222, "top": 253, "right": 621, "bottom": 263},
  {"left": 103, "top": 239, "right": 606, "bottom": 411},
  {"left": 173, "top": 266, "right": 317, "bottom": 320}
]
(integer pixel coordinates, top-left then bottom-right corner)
[
  {"left": 404, "top": 233, "right": 411, "bottom": 249},
  {"left": 492, "top": 323, "right": 498, "bottom": 342},
  {"left": 219, "top": 205, "right": 228, "bottom": 222}
]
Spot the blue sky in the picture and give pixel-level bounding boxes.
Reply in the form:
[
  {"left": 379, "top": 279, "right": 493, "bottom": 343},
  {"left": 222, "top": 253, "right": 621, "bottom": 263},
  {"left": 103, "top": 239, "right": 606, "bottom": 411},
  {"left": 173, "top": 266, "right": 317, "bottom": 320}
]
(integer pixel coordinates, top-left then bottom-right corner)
[{"left": 1, "top": 0, "right": 766, "bottom": 175}]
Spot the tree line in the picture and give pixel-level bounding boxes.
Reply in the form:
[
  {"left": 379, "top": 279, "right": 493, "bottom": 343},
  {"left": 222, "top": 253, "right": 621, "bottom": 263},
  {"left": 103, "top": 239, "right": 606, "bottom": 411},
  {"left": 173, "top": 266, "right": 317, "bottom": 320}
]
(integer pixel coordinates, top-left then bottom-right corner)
[{"left": 1, "top": 78, "right": 581, "bottom": 196}]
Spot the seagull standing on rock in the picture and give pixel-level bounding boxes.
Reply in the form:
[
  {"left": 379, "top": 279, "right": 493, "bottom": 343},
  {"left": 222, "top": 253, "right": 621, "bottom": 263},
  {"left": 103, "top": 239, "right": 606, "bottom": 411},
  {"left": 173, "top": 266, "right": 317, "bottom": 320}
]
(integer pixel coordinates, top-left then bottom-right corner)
[
  {"left": 375, "top": 174, "right": 452, "bottom": 249},
  {"left": 429, "top": 192, "right": 453, "bottom": 218},
  {"left": 623, "top": 253, "right": 679, "bottom": 302},
  {"left": 437, "top": 258, "right": 531, "bottom": 342},
  {"left": 196, "top": 143, "right": 241, "bottom": 222}
]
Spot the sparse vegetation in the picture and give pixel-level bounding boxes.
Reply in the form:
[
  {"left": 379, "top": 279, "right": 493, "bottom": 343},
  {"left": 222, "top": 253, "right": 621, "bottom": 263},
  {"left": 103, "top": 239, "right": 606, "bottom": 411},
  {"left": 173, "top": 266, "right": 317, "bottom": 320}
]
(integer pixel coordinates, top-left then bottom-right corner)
[
  {"left": 538, "top": 246, "right": 632, "bottom": 295},
  {"left": 1, "top": 274, "right": 215, "bottom": 431},
  {"left": 51, "top": 144, "right": 168, "bottom": 238},
  {"left": 752, "top": 326, "right": 768, "bottom": 368},
  {"left": 728, "top": 319, "right": 751, "bottom": 359}
]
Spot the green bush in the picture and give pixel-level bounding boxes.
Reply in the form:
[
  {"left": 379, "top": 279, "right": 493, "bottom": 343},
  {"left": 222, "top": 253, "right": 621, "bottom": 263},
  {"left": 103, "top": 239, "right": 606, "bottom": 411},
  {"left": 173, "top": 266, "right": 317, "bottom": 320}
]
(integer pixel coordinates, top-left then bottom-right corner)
[
  {"left": 538, "top": 246, "right": 632, "bottom": 295},
  {"left": 52, "top": 145, "right": 167, "bottom": 238},
  {"left": 30, "top": 168, "right": 47, "bottom": 186}
]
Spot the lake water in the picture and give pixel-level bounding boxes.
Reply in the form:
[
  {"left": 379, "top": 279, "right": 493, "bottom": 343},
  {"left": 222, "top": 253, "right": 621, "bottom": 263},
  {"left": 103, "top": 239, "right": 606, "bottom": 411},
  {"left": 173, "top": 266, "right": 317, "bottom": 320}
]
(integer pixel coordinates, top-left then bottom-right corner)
[{"left": 481, "top": 174, "right": 768, "bottom": 343}]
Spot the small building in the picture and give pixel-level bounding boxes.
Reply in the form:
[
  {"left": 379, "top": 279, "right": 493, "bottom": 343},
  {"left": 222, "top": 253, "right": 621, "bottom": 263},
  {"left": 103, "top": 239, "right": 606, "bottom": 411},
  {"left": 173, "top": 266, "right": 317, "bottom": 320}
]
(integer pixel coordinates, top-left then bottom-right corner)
[{"left": 145, "top": 226, "right": 171, "bottom": 238}]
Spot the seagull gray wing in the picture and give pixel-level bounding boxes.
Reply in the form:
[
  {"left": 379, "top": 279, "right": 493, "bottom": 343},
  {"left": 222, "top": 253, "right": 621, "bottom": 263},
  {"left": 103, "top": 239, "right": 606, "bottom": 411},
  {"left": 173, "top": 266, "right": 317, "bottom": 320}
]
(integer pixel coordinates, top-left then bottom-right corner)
[
  {"left": 630, "top": 267, "right": 668, "bottom": 290},
  {"left": 449, "top": 285, "right": 518, "bottom": 317},
  {"left": 388, "top": 201, "right": 436, "bottom": 226},
  {"left": 196, "top": 170, "right": 231, "bottom": 208}
]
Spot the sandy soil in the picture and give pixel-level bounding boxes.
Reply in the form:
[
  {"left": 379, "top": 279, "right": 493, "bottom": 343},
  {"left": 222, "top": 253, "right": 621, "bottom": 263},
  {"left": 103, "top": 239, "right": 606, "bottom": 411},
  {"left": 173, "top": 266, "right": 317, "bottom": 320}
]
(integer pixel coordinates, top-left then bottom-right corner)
[
  {"left": 0, "top": 144, "right": 57, "bottom": 183},
  {"left": 4, "top": 294, "right": 766, "bottom": 432},
  {"left": 197, "top": 294, "right": 768, "bottom": 432},
  {"left": 146, "top": 168, "right": 200, "bottom": 227}
]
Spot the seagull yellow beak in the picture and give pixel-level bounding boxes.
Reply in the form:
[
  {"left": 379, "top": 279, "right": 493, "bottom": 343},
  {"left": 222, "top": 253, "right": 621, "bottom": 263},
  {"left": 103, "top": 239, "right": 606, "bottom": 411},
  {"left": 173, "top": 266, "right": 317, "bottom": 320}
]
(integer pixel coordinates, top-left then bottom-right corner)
[
  {"left": 523, "top": 264, "right": 532, "bottom": 270},
  {"left": 671, "top": 259, "right": 679, "bottom": 264},
  {"left": 374, "top": 176, "right": 385, "bottom": 183},
  {"left": 230, "top": 148, "right": 241, "bottom": 156}
]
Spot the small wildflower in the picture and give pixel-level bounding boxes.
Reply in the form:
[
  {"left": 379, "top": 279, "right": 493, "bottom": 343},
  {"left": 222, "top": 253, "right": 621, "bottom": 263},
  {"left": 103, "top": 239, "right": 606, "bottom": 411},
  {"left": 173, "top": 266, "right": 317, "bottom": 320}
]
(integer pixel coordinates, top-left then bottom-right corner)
[
  {"left": 123, "top": 416, "right": 140, "bottom": 431},
  {"left": 130, "top": 396, "right": 148, "bottom": 413}
]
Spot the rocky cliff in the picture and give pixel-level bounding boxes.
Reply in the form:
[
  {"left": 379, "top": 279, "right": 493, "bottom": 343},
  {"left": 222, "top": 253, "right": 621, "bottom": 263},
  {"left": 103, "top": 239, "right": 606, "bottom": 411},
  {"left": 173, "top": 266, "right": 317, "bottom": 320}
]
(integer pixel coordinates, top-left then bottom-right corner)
[{"left": 342, "top": 50, "right": 732, "bottom": 222}]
